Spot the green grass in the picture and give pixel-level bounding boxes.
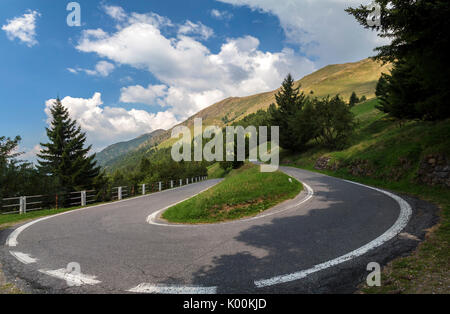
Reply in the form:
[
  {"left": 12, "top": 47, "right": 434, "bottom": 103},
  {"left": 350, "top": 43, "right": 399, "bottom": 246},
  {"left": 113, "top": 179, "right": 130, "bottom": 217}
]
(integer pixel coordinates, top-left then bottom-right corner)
[
  {"left": 207, "top": 162, "right": 227, "bottom": 179},
  {"left": 163, "top": 163, "right": 303, "bottom": 224},
  {"left": 281, "top": 98, "right": 450, "bottom": 293}
]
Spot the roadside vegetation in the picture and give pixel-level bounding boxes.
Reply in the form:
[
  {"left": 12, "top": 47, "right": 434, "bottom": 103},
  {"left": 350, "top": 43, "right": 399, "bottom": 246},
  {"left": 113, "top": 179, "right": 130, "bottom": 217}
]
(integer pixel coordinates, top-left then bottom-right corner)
[{"left": 163, "top": 163, "right": 302, "bottom": 224}]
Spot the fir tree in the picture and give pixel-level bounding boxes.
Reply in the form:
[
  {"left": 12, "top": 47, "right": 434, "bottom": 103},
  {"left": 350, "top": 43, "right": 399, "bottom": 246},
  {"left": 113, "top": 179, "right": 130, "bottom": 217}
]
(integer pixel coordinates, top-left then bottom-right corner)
[
  {"left": 37, "top": 98, "right": 100, "bottom": 192},
  {"left": 270, "top": 74, "right": 308, "bottom": 151},
  {"left": 349, "top": 92, "right": 359, "bottom": 107}
]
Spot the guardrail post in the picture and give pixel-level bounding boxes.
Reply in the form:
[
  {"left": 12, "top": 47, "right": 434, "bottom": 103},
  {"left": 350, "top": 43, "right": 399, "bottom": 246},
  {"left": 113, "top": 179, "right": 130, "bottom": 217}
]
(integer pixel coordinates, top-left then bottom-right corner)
[
  {"left": 171, "top": 180, "right": 174, "bottom": 189},
  {"left": 19, "top": 196, "right": 26, "bottom": 214},
  {"left": 118, "top": 187, "right": 123, "bottom": 200},
  {"left": 142, "top": 184, "right": 146, "bottom": 195},
  {"left": 159, "top": 182, "right": 162, "bottom": 191},
  {"left": 81, "top": 191, "right": 87, "bottom": 207}
]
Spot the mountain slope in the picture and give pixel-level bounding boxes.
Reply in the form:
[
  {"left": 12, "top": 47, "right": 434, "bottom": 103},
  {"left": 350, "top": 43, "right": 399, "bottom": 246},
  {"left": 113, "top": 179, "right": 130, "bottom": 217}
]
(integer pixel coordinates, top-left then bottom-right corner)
[
  {"left": 181, "top": 58, "right": 391, "bottom": 128},
  {"left": 95, "top": 129, "right": 165, "bottom": 168},
  {"left": 103, "top": 58, "right": 391, "bottom": 171}
]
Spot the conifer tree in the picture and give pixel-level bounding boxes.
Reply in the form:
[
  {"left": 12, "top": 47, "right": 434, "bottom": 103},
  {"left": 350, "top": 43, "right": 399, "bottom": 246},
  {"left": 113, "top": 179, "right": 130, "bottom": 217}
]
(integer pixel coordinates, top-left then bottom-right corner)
[
  {"left": 349, "top": 92, "right": 359, "bottom": 107},
  {"left": 270, "top": 74, "right": 308, "bottom": 151},
  {"left": 37, "top": 98, "right": 100, "bottom": 192}
]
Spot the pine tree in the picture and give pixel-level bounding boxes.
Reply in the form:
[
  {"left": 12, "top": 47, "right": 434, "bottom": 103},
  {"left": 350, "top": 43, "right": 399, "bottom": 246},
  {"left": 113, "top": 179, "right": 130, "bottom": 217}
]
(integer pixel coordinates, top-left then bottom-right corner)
[
  {"left": 270, "top": 74, "right": 308, "bottom": 151},
  {"left": 349, "top": 92, "right": 359, "bottom": 107},
  {"left": 37, "top": 98, "right": 100, "bottom": 192}
]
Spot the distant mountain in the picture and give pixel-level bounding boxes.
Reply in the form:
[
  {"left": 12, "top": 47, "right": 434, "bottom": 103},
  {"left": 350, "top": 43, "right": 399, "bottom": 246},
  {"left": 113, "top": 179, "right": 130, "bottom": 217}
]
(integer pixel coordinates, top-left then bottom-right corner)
[
  {"left": 101, "top": 58, "right": 391, "bottom": 171},
  {"left": 95, "top": 129, "right": 166, "bottom": 168}
]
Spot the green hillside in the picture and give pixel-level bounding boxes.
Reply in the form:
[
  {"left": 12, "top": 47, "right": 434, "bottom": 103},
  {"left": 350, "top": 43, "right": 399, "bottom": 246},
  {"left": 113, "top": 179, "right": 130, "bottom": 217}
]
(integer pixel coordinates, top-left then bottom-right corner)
[
  {"left": 95, "top": 129, "right": 165, "bottom": 169},
  {"left": 102, "top": 58, "right": 391, "bottom": 172}
]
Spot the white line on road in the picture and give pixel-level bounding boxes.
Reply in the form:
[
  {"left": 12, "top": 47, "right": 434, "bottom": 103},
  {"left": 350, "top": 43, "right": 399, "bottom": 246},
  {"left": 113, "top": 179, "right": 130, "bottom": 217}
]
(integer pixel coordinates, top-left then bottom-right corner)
[
  {"left": 5, "top": 180, "right": 216, "bottom": 247},
  {"left": 254, "top": 179, "right": 412, "bottom": 288},
  {"left": 128, "top": 283, "right": 217, "bottom": 294},
  {"left": 38, "top": 268, "right": 101, "bottom": 286},
  {"left": 9, "top": 251, "right": 38, "bottom": 264}
]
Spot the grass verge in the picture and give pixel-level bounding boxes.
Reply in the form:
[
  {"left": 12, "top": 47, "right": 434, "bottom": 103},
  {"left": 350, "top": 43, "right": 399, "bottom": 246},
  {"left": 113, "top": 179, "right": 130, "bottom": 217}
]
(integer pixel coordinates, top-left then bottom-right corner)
[{"left": 163, "top": 163, "right": 303, "bottom": 224}]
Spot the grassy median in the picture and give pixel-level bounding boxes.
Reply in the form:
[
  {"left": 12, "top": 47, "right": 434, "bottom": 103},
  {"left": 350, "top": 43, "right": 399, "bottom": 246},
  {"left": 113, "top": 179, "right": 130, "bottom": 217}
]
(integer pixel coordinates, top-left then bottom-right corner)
[{"left": 163, "top": 163, "right": 303, "bottom": 223}]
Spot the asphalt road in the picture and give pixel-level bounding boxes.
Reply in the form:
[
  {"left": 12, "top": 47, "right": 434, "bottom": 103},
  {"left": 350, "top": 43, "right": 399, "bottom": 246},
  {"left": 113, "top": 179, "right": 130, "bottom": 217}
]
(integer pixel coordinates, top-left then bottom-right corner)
[{"left": 0, "top": 166, "right": 438, "bottom": 293}]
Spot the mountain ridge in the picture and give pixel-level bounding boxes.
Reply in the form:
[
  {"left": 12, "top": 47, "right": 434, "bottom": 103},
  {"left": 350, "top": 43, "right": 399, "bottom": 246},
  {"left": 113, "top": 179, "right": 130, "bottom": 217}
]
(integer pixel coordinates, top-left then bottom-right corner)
[{"left": 96, "top": 57, "right": 391, "bottom": 171}]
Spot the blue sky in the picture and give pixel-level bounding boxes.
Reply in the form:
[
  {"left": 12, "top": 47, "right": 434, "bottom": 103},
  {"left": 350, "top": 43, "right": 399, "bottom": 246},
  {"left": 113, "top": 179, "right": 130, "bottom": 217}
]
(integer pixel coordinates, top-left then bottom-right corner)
[{"left": 0, "top": 0, "right": 380, "bottom": 160}]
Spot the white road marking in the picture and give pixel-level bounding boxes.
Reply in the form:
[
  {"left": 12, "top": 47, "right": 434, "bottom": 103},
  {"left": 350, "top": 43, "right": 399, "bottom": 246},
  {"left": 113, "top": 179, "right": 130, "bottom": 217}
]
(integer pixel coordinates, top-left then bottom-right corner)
[
  {"left": 128, "top": 283, "right": 217, "bottom": 294},
  {"left": 5, "top": 180, "right": 215, "bottom": 247},
  {"left": 147, "top": 181, "right": 314, "bottom": 227},
  {"left": 9, "top": 251, "right": 38, "bottom": 264},
  {"left": 38, "top": 268, "right": 101, "bottom": 286},
  {"left": 254, "top": 179, "right": 412, "bottom": 288}
]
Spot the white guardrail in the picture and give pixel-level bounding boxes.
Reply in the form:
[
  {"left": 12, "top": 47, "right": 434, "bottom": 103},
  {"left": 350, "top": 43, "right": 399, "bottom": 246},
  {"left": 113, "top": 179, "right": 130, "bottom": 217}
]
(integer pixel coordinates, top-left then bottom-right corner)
[{"left": 1, "top": 176, "right": 208, "bottom": 215}]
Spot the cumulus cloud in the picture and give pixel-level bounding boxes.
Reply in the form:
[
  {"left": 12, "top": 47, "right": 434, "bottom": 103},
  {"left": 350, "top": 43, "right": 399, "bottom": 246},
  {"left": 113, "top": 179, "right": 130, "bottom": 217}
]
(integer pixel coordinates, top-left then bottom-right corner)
[
  {"left": 210, "top": 9, "right": 233, "bottom": 20},
  {"left": 76, "top": 7, "right": 315, "bottom": 120},
  {"left": 68, "top": 60, "right": 115, "bottom": 77},
  {"left": 178, "top": 21, "right": 214, "bottom": 40},
  {"left": 120, "top": 84, "right": 168, "bottom": 106},
  {"left": 2, "top": 10, "right": 40, "bottom": 47},
  {"left": 44, "top": 93, "right": 179, "bottom": 150},
  {"left": 217, "top": 0, "right": 387, "bottom": 66}
]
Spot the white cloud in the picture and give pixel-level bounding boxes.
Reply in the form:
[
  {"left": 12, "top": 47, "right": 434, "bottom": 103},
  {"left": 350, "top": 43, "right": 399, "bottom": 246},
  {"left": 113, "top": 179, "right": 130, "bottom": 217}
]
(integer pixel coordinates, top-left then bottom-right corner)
[
  {"left": 120, "top": 84, "right": 168, "bottom": 106},
  {"left": 44, "top": 93, "right": 179, "bottom": 150},
  {"left": 67, "top": 67, "right": 78, "bottom": 74},
  {"left": 68, "top": 60, "right": 115, "bottom": 77},
  {"left": 21, "top": 144, "right": 41, "bottom": 162},
  {"left": 2, "top": 10, "right": 40, "bottom": 47},
  {"left": 76, "top": 7, "right": 315, "bottom": 120},
  {"left": 103, "top": 5, "right": 127, "bottom": 21},
  {"left": 178, "top": 21, "right": 214, "bottom": 40},
  {"left": 217, "top": 0, "right": 388, "bottom": 66},
  {"left": 211, "top": 9, "right": 233, "bottom": 20},
  {"left": 93, "top": 60, "right": 115, "bottom": 76}
]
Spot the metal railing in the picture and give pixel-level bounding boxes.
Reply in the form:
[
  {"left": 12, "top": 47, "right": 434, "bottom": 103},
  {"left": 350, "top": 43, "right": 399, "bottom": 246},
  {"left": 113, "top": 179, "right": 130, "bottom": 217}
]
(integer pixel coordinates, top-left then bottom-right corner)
[{"left": 1, "top": 175, "right": 208, "bottom": 215}]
